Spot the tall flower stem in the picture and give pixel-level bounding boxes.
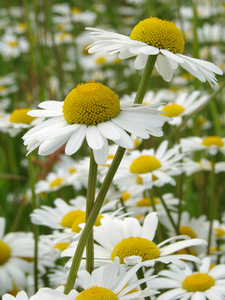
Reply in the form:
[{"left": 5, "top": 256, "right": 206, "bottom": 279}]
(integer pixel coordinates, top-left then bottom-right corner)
[
  {"left": 27, "top": 154, "right": 39, "bottom": 293},
  {"left": 154, "top": 187, "right": 179, "bottom": 235},
  {"left": 136, "top": 267, "right": 150, "bottom": 300},
  {"left": 86, "top": 150, "right": 98, "bottom": 273},
  {"left": 64, "top": 55, "right": 158, "bottom": 294},
  {"left": 207, "top": 156, "right": 216, "bottom": 255},
  {"left": 134, "top": 55, "right": 157, "bottom": 104}
]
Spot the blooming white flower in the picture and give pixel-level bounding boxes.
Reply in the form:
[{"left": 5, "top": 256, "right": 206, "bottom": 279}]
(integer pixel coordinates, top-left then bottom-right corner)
[
  {"left": 23, "top": 82, "right": 169, "bottom": 164},
  {"left": 2, "top": 291, "right": 29, "bottom": 300},
  {"left": 180, "top": 136, "right": 225, "bottom": 156},
  {"left": 63, "top": 212, "right": 207, "bottom": 269},
  {"left": 0, "top": 108, "right": 43, "bottom": 137},
  {"left": 150, "top": 257, "right": 225, "bottom": 300},
  {"left": 87, "top": 17, "right": 223, "bottom": 85},
  {"left": 31, "top": 259, "right": 158, "bottom": 299},
  {"left": 0, "top": 218, "right": 34, "bottom": 295},
  {"left": 114, "top": 140, "right": 183, "bottom": 189},
  {"left": 183, "top": 157, "right": 225, "bottom": 176}
]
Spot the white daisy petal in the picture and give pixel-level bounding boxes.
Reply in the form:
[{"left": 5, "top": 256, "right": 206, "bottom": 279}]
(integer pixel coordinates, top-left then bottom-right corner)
[
  {"left": 38, "top": 135, "right": 69, "bottom": 156},
  {"left": 86, "top": 126, "right": 104, "bottom": 150},
  {"left": 65, "top": 125, "right": 86, "bottom": 155},
  {"left": 156, "top": 54, "right": 173, "bottom": 82},
  {"left": 93, "top": 137, "right": 109, "bottom": 164},
  {"left": 97, "top": 121, "right": 121, "bottom": 140},
  {"left": 38, "top": 101, "right": 64, "bottom": 110},
  {"left": 134, "top": 53, "right": 148, "bottom": 70}
]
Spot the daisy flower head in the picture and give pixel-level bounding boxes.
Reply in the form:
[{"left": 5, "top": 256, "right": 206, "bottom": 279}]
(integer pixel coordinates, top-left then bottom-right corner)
[
  {"left": 150, "top": 257, "right": 225, "bottom": 300},
  {"left": 0, "top": 108, "right": 43, "bottom": 137},
  {"left": 0, "top": 217, "right": 34, "bottom": 295},
  {"left": 114, "top": 140, "right": 184, "bottom": 190},
  {"left": 30, "top": 259, "right": 158, "bottom": 300},
  {"left": 63, "top": 212, "right": 207, "bottom": 269},
  {"left": 2, "top": 291, "right": 29, "bottom": 300},
  {"left": 180, "top": 136, "right": 225, "bottom": 156},
  {"left": 22, "top": 81, "right": 169, "bottom": 164},
  {"left": 86, "top": 17, "right": 223, "bottom": 85}
]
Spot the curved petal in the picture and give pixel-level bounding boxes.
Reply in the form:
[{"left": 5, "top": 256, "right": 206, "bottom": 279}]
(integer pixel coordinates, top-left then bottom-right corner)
[
  {"left": 86, "top": 126, "right": 104, "bottom": 150},
  {"left": 156, "top": 54, "right": 173, "bottom": 82},
  {"left": 93, "top": 137, "right": 109, "bottom": 164},
  {"left": 65, "top": 125, "right": 86, "bottom": 155}
]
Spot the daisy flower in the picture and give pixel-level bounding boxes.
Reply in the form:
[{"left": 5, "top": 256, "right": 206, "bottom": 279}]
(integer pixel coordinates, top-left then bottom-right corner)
[
  {"left": 63, "top": 212, "right": 207, "bottom": 269},
  {"left": 34, "top": 170, "right": 71, "bottom": 194},
  {"left": 150, "top": 257, "right": 225, "bottom": 300},
  {"left": 31, "top": 258, "right": 158, "bottom": 300},
  {"left": 180, "top": 136, "right": 225, "bottom": 156},
  {"left": 30, "top": 196, "right": 117, "bottom": 233},
  {"left": 86, "top": 17, "right": 223, "bottom": 85},
  {"left": 159, "top": 211, "right": 211, "bottom": 256},
  {"left": 2, "top": 291, "right": 29, "bottom": 300},
  {"left": 0, "top": 108, "right": 43, "bottom": 137},
  {"left": 114, "top": 140, "right": 183, "bottom": 189},
  {"left": 0, "top": 217, "right": 34, "bottom": 295},
  {"left": 22, "top": 81, "right": 169, "bottom": 164},
  {"left": 183, "top": 157, "right": 225, "bottom": 176}
]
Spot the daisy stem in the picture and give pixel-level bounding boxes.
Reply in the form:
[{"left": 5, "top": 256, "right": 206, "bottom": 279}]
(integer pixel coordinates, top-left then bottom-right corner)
[
  {"left": 154, "top": 187, "right": 179, "bottom": 235},
  {"left": 64, "top": 55, "right": 158, "bottom": 294},
  {"left": 136, "top": 267, "right": 150, "bottom": 300},
  {"left": 134, "top": 55, "right": 158, "bottom": 104},
  {"left": 64, "top": 146, "right": 126, "bottom": 294},
  {"left": 86, "top": 150, "right": 98, "bottom": 274},
  {"left": 207, "top": 156, "right": 216, "bottom": 255},
  {"left": 27, "top": 154, "right": 39, "bottom": 293}
]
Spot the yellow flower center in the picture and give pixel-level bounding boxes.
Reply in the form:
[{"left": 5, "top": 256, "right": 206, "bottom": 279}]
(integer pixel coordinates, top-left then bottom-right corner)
[
  {"left": 137, "top": 197, "right": 159, "bottom": 207},
  {"left": 121, "top": 192, "right": 131, "bottom": 201},
  {"left": 0, "top": 240, "right": 11, "bottom": 265},
  {"left": 8, "top": 40, "right": 18, "bottom": 47},
  {"left": 71, "top": 7, "right": 81, "bottom": 14},
  {"left": 0, "top": 86, "right": 6, "bottom": 92},
  {"left": 49, "top": 177, "right": 63, "bottom": 188},
  {"left": 136, "top": 176, "right": 143, "bottom": 184},
  {"left": 8, "top": 284, "right": 19, "bottom": 297},
  {"left": 95, "top": 56, "right": 106, "bottom": 65},
  {"left": 83, "top": 43, "right": 91, "bottom": 55},
  {"left": 63, "top": 82, "right": 120, "bottom": 126},
  {"left": 53, "top": 242, "right": 70, "bottom": 251},
  {"left": 61, "top": 210, "right": 103, "bottom": 232},
  {"left": 130, "top": 155, "right": 161, "bottom": 174},
  {"left": 59, "top": 32, "right": 72, "bottom": 41},
  {"left": 215, "top": 228, "right": 225, "bottom": 238},
  {"left": 161, "top": 104, "right": 185, "bottom": 117},
  {"left": 9, "top": 108, "right": 36, "bottom": 124},
  {"left": 76, "top": 286, "right": 118, "bottom": 300},
  {"left": 111, "top": 237, "right": 160, "bottom": 264},
  {"left": 69, "top": 167, "right": 76, "bottom": 174},
  {"left": 201, "top": 136, "right": 224, "bottom": 147},
  {"left": 129, "top": 17, "right": 184, "bottom": 53},
  {"left": 182, "top": 273, "right": 215, "bottom": 292},
  {"left": 179, "top": 226, "right": 196, "bottom": 239},
  {"left": 18, "top": 23, "right": 26, "bottom": 30},
  {"left": 61, "top": 210, "right": 85, "bottom": 228},
  {"left": 71, "top": 214, "right": 103, "bottom": 233}
]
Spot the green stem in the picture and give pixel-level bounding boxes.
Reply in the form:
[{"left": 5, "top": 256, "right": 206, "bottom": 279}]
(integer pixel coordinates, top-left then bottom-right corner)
[
  {"left": 154, "top": 187, "right": 179, "bottom": 235},
  {"left": 134, "top": 55, "right": 158, "bottom": 104},
  {"left": 64, "top": 55, "right": 158, "bottom": 294},
  {"left": 86, "top": 150, "right": 98, "bottom": 274},
  {"left": 207, "top": 156, "right": 216, "bottom": 255},
  {"left": 136, "top": 267, "right": 150, "bottom": 300},
  {"left": 27, "top": 154, "right": 39, "bottom": 293}
]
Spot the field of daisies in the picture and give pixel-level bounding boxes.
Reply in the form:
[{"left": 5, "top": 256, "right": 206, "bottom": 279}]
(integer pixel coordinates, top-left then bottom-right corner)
[{"left": 0, "top": 0, "right": 225, "bottom": 299}]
